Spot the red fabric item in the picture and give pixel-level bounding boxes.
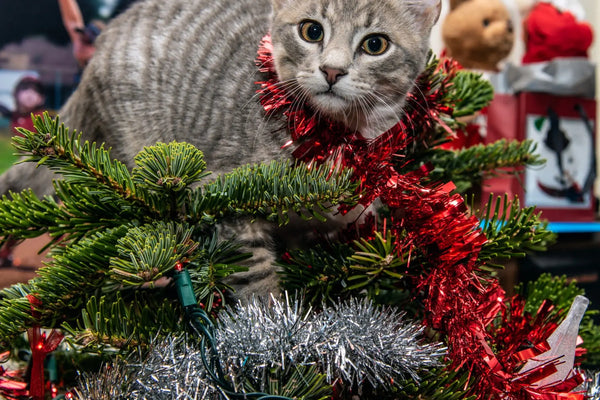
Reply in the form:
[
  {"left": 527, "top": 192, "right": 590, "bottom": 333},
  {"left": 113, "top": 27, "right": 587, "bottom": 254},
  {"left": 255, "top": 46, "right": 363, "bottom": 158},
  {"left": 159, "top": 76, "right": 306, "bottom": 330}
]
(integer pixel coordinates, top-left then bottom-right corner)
[
  {"left": 438, "top": 120, "right": 484, "bottom": 150},
  {"left": 10, "top": 109, "right": 45, "bottom": 137},
  {"left": 522, "top": 3, "right": 593, "bottom": 63}
]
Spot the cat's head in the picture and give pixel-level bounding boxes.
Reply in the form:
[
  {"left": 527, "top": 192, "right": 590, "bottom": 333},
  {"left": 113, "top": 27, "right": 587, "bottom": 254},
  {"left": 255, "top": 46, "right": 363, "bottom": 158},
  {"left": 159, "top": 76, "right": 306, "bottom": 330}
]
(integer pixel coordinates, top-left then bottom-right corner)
[{"left": 269, "top": 0, "right": 441, "bottom": 138}]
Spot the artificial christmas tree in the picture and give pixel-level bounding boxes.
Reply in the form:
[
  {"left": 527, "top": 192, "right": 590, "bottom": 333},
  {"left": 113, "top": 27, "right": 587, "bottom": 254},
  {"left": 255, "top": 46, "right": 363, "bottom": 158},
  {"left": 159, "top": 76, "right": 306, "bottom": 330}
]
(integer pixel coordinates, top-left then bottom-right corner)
[{"left": 0, "top": 49, "right": 598, "bottom": 400}]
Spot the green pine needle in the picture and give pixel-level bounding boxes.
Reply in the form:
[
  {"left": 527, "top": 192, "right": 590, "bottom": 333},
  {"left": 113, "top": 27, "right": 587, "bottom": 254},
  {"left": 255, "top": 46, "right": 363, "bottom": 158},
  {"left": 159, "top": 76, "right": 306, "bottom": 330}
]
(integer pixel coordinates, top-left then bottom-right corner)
[
  {"left": 347, "top": 231, "right": 407, "bottom": 290},
  {"left": 278, "top": 242, "right": 356, "bottom": 305},
  {"left": 133, "top": 141, "right": 210, "bottom": 192},
  {"left": 391, "top": 368, "right": 476, "bottom": 400},
  {"left": 445, "top": 70, "right": 494, "bottom": 119},
  {"left": 478, "top": 194, "right": 556, "bottom": 265},
  {"left": 201, "top": 160, "right": 358, "bottom": 224},
  {"left": 110, "top": 222, "right": 199, "bottom": 286},
  {"left": 426, "top": 139, "right": 545, "bottom": 193},
  {"left": 244, "top": 365, "right": 331, "bottom": 400},
  {"left": 61, "top": 292, "right": 182, "bottom": 352}
]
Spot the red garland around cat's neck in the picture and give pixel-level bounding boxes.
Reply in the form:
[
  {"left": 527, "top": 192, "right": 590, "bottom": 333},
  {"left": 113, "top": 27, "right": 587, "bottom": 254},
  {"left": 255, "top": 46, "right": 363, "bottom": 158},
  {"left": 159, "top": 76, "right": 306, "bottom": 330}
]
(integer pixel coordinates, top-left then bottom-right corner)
[
  {"left": 254, "top": 34, "right": 585, "bottom": 400},
  {"left": 255, "top": 34, "right": 446, "bottom": 210},
  {"left": 255, "top": 30, "right": 490, "bottom": 359}
]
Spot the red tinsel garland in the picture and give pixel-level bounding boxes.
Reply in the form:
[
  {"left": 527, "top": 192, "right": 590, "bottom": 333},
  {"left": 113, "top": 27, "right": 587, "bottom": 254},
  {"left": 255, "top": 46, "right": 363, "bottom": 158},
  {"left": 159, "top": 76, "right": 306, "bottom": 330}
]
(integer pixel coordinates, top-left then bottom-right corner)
[{"left": 256, "top": 34, "right": 584, "bottom": 399}]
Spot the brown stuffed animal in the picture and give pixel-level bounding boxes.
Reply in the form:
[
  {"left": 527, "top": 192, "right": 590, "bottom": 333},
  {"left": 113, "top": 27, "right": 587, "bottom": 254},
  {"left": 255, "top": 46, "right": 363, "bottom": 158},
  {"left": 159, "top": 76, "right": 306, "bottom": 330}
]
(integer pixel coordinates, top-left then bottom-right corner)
[{"left": 442, "top": 0, "right": 515, "bottom": 71}]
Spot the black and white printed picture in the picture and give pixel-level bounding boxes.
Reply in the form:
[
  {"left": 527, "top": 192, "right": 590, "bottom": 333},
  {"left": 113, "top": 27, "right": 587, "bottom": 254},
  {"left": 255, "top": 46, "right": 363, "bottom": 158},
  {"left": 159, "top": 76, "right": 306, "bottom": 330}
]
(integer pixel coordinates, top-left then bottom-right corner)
[{"left": 525, "top": 108, "right": 595, "bottom": 209}]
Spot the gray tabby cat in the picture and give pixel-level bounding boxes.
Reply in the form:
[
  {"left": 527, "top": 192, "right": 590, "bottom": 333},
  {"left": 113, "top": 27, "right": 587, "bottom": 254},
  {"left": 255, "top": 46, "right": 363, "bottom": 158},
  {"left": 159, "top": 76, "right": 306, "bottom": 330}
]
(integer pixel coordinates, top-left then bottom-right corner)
[{"left": 0, "top": 0, "right": 441, "bottom": 298}]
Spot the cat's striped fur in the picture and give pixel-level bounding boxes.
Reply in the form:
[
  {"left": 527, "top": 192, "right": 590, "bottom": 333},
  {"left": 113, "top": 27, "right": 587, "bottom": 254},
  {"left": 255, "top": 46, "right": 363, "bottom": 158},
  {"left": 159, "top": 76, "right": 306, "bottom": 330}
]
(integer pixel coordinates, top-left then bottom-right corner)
[{"left": 0, "top": 0, "right": 441, "bottom": 298}]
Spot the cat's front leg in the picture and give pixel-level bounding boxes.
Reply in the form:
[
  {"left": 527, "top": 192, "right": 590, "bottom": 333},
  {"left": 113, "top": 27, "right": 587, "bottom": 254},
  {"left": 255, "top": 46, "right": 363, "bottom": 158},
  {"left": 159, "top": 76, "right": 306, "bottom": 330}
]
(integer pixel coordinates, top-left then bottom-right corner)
[{"left": 220, "top": 219, "right": 281, "bottom": 301}]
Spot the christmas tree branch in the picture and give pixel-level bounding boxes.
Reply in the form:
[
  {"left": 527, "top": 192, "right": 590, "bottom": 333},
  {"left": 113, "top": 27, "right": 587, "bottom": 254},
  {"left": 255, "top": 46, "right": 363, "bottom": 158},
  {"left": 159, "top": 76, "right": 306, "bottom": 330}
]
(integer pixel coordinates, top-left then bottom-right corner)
[
  {"left": 279, "top": 242, "right": 356, "bottom": 305},
  {"left": 61, "top": 293, "right": 183, "bottom": 352},
  {"left": 425, "top": 139, "right": 544, "bottom": 193},
  {"left": 0, "top": 189, "right": 69, "bottom": 242},
  {"left": 445, "top": 69, "right": 494, "bottom": 119},
  {"left": 14, "top": 113, "right": 145, "bottom": 207},
  {"left": 392, "top": 368, "right": 477, "bottom": 400},
  {"left": 0, "top": 226, "right": 125, "bottom": 345},
  {"left": 279, "top": 232, "right": 414, "bottom": 306},
  {"left": 200, "top": 160, "right": 358, "bottom": 224},
  {"left": 478, "top": 194, "right": 556, "bottom": 265}
]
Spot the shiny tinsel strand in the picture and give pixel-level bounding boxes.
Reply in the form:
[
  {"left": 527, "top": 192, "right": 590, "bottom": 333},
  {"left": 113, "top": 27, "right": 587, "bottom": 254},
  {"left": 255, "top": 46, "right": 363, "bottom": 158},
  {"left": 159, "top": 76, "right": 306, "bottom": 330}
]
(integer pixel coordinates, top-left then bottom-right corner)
[
  {"left": 72, "top": 336, "right": 219, "bottom": 400},
  {"left": 215, "top": 294, "right": 446, "bottom": 391},
  {"left": 73, "top": 297, "right": 444, "bottom": 397},
  {"left": 128, "top": 335, "right": 219, "bottom": 400},
  {"left": 584, "top": 370, "right": 600, "bottom": 400},
  {"left": 312, "top": 297, "right": 446, "bottom": 387},
  {"left": 215, "top": 293, "right": 313, "bottom": 392},
  {"left": 70, "top": 362, "right": 133, "bottom": 400}
]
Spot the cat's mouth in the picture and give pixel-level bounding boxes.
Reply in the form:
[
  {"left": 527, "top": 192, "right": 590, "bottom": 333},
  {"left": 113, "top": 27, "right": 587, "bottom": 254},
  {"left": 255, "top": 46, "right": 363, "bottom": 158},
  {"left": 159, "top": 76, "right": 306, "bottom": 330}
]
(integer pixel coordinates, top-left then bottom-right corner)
[{"left": 311, "top": 90, "right": 350, "bottom": 114}]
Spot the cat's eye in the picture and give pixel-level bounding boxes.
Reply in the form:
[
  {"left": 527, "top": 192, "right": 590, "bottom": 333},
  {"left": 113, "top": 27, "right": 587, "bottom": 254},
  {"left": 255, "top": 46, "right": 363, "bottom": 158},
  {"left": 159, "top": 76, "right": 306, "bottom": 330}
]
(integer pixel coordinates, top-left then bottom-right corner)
[
  {"left": 299, "top": 20, "right": 324, "bottom": 42},
  {"left": 361, "top": 35, "right": 389, "bottom": 56}
]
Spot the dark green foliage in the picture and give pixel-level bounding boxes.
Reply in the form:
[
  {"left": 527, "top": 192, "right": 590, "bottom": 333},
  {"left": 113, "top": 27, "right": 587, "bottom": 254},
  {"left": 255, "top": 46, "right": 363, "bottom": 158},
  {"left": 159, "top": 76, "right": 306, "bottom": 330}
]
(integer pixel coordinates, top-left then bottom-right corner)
[
  {"left": 347, "top": 231, "right": 408, "bottom": 290},
  {"left": 61, "top": 292, "right": 182, "bottom": 351},
  {"left": 110, "top": 222, "right": 200, "bottom": 286},
  {"left": 391, "top": 368, "right": 477, "bottom": 400},
  {"left": 244, "top": 365, "right": 331, "bottom": 400},
  {"left": 202, "top": 159, "right": 357, "bottom": 224},
  {"left": 279, "top": 242, "right": 356, "bottom": 305},
  {"left": 187, "top": 232, "right": 250, "bottom": 312},
  {"left": 280, "top": 231, "right": 416, "bottom": 307}
]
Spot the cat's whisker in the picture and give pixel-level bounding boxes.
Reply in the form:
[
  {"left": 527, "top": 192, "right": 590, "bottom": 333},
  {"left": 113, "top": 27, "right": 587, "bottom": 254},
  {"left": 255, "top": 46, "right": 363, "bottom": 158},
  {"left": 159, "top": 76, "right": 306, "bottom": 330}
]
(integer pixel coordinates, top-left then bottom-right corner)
[
  {"left": 243, "top": 78, "right": 300, "bottom": 112},
  {"left": 248, "top": 78, "right": 305, "bottom": 142},
  {"left": 362, "top": 91, "right": 403, "bottom": 138},
  {"left": 288, "top": 89, "right": 316, "bottom": 139}
]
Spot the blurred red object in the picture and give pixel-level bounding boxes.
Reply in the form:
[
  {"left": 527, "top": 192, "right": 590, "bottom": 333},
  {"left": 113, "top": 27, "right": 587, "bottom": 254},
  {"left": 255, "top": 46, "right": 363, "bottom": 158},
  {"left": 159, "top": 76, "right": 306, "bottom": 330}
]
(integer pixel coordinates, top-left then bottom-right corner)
[{"left": 523, "top": 3, "right": 593, "bottom": 63}]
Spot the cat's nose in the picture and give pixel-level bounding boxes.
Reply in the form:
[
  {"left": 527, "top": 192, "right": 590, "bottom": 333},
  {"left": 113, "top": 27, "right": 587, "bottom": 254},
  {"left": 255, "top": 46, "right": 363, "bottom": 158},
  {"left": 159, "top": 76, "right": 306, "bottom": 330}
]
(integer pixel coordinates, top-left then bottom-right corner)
[{"left": 320, "top": 66, "right": 347, "bottom": 86}]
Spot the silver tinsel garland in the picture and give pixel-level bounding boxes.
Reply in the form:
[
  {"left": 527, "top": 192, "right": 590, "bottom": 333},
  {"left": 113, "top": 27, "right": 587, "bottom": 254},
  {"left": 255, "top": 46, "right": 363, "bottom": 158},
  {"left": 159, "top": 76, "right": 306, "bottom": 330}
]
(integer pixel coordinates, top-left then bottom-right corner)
[
  {"left": 127, "top": 336, "right": 219, "bottom": 399},
  {"left": 72, "top": 336, "right": 219, "bottom": 400},
  {"left": 71, "top": 361, "right": 133, "bottom": 400},
  {"left": 72, "top": 295, "right": 445, "bottom": 398},
  {"left": 584, "top": 370, "right": 600, "bottom": 400},
  {"left": 216, "top": 294, "right": 446, "bottom": 390}
]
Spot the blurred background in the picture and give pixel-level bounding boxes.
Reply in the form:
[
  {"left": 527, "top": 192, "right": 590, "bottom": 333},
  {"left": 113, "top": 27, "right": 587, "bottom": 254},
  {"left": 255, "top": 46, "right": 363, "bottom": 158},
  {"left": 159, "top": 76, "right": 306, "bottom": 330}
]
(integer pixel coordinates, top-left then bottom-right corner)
[
  {"left": 0, "top": 0, "right": 137, "bottom": 286},
  {"left": 0, "top": 0, "right": 137, "bottom": 119}
]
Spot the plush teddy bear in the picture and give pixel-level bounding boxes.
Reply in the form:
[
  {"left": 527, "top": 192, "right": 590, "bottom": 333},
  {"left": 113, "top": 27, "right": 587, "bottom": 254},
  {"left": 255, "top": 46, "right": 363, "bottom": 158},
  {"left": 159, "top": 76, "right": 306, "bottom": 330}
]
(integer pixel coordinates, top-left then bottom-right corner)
[{"left": 442, "top": 0, "right": 515, "bottom": 71}]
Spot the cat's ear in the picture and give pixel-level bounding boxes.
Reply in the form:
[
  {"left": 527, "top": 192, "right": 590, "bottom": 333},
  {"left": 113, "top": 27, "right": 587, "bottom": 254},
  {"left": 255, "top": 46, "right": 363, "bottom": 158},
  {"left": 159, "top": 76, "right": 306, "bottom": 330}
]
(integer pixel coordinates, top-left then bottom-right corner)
[{"left": 407, "top": 0, "right": 443, "bottom": 28}]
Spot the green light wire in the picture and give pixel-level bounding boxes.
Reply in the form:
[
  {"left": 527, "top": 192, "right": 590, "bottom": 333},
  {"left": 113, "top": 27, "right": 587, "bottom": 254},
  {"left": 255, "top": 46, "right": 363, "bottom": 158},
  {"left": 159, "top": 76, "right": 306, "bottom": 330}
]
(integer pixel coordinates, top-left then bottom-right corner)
[{"left": 173, "top": 267, "right": 293, "bottom": 400}]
